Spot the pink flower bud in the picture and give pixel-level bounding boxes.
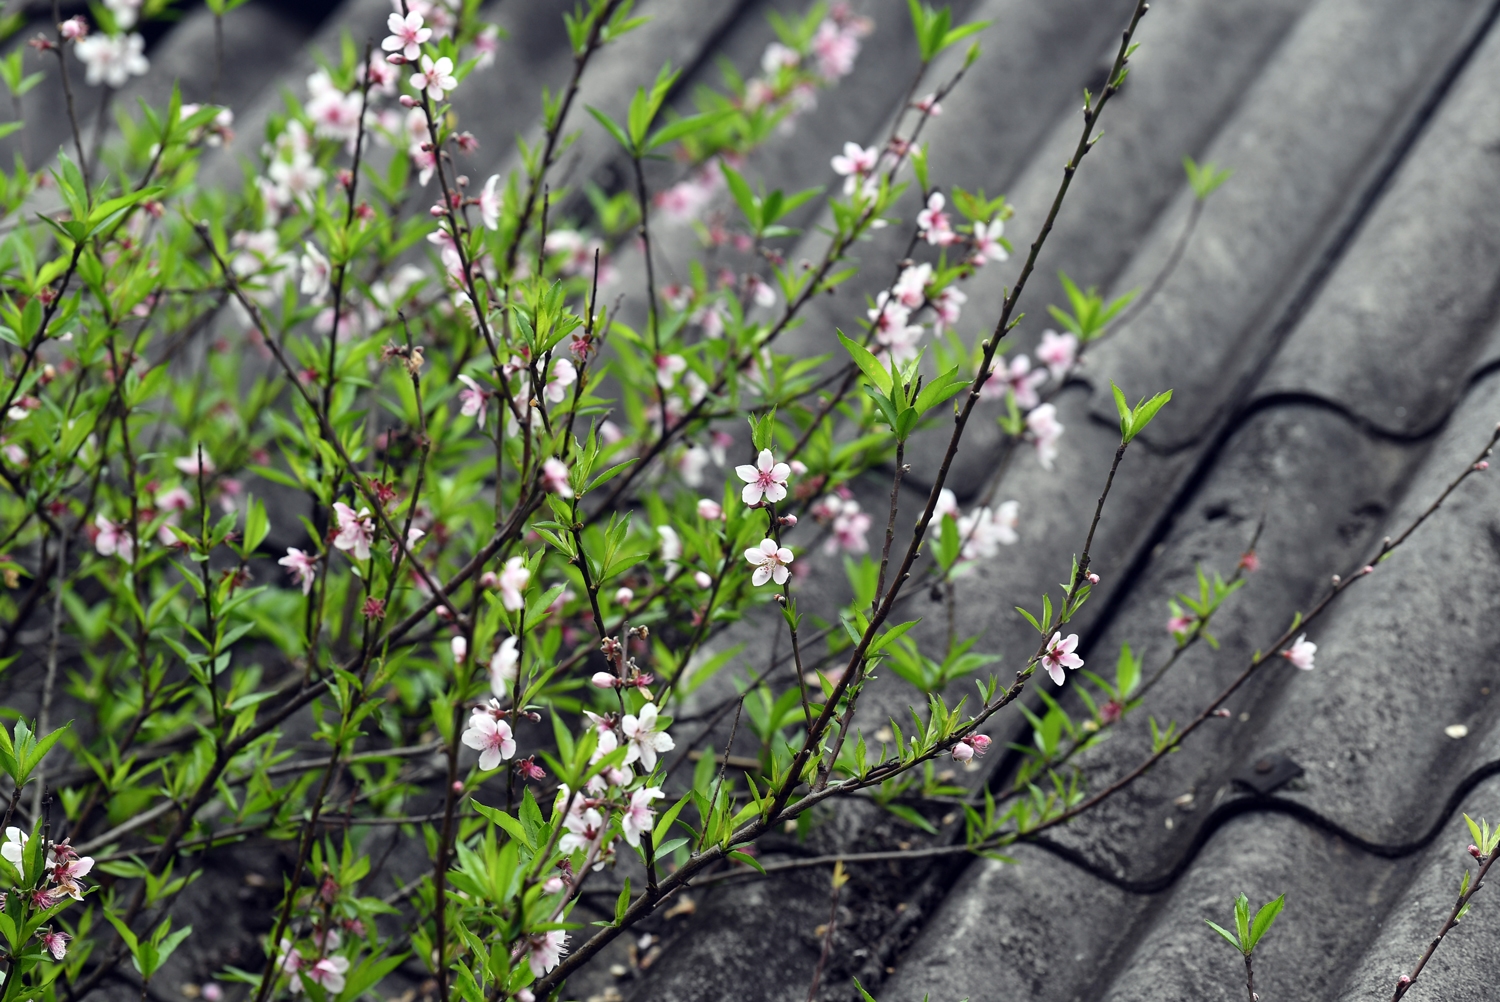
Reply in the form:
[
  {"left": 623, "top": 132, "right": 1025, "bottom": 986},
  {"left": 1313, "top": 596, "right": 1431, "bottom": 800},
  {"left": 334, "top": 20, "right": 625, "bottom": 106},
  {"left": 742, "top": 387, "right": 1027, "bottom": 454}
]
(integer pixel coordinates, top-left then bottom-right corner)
[
  {"left": 479, "top": 571, "right": 499, "bottom": 588},
  {"left": 60, "top": 16, "right": 87, "bottom": 40},
  {"left": 615, "top": 586, "right": 634, "bottom": 606},
  {"left": 950, "top": 741, "right": 974, "bottom": 763},
  {"left": 591, "top": 671, "right": 618, "bottom": 690},
  {"left": 543, "top": 876, "right": 565, "bottom": 894},
  {"left": 451, "top": 780, "right": 464, "bottom": 793},
  {"left": 789, "top": 460, "right": 808, "bottom": 476},
  {"left": 1331, "top": 574, "right": 1341, "bottom": 585},
  {"left": 1362, "top": 565, "right": 1374, "bottom": 575},
  {"left": 694, "top": 570, "right": 713, "bottom": 589},
  {"left": 429, "top": 204, "right": 446, "bottom": 217},
  {"left": 697, "top": 498, "right": 723, "bottom": 520},
  {"left": 969, "top": 734, "right": 991, "bottom": 754},
  {"left": 1213, "top": 708, "right": 1232, "bottom": 718},
  {"left": 399, "top": 94, "right": 417, "bottom": 107},
  {"left": 1087, "top": 572, "right": 1100, "bottom": 585},
  {"left": 780, "top": 514, "right": 798, "bottom": 527},
  {"left": 1469, "top": 844, "right": 1483, "bottom": 859},
  {"left": 1398, "top": 976, "right": 1411, "bottom": 985},
  {"left": 451, "top": 636, "right": 467, "bottom": 662},
  {"left": 1477, "top": 460, "right": 1490, "bottom": 471}
]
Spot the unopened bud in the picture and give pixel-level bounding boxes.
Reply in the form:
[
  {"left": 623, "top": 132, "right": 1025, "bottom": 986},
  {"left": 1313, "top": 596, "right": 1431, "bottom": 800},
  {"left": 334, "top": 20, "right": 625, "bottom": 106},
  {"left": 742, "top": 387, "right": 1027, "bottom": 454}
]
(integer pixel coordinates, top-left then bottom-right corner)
[
  {"left": 429, "top": 204, "right": 446, "bottom": 217},
  {"left": 456, "top": 174, "right": 469, "bottom": 187},
  {"left": 1362, "top": 564, "right": 1374, "bottom": 575},
  {"left": 1469, "top": 844, "right": 1483, "bottom": 859},
  {"left": 789, "top": 460, "right": 808, "bottom": 476},
  {"left": 591, "top": 671, "right": 618, "bottom": 690},
  {"left": 1213, "top": 708, "right": 1232, "bottom": 718},
  {"left": 1398, "top": 976, "right": 1411, "bottom": 986},
  {"left": 779, "top": 514, "right": 798, "bottom": 527},
  {"left": 451, "top": 780, "right": 464, "bottom": 794},
  {"left": 399, "top": 94, "right": 417, "bottom": 107},
  {"left": 1476, "top": 460, "right": 1490, "bottom": 471},
  {"left": 1331, "top": 574, "right": 1341, "bottom": 586},
  {"left": 1087, "top": 572, "right": 1100, "bottom": 585}
]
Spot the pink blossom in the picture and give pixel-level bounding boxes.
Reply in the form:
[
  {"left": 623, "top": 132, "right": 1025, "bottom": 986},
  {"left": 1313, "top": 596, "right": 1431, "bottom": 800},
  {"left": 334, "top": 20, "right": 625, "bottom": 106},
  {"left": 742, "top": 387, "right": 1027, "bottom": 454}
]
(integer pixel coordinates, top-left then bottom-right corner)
[
  {"left": 831, "top": 141, "right": 879, "bottom": 195},
  {"left": 303, "top": 957, "right": 349, "bottom": 994},
  {"left": 1282, "top": 634, "right": 1316, "bottom": 671},
  {"left": 332, "top": 502, "right": 375, "bottom": 562},
  {"left": 1166, "top": 612, "right": 1195, "bottom": 636},
  {"left": 957, "top": 501, "right": 1019, "bottom": 560},
  {"left": 697, "top": 498, "right": 723, "bottom": 520},
  {"left": 1036, "top": 330, "right": 1077, "bottom": 380},
  {"left": 479, "top": 174, "right": 502, "bottom": 230},
  {"left": 893, "top": 264, "right": 932, "bottom": 308},
  {"left": 300, "top": 242, "right": 331, "bottom": 301},
  {"left": 745, "top": 538, "right": 794, "bottom": 586},
  {"left": 305, "top": 71, "right": 362, "bottom": 144},
  {"left": 811, "top": 19, "right": 859, "bottom": 79},
  {"left": 1025, "top": 403, "right": 1064, "bottom": 471},
  {"left": 933, "top": 488, "right": 960, "bottom": 522},
  {"left": 474, "top": 24, "right": 500, "bottom": 68},
  {"left": 621, "top": 703, "right": 674, "bottom": 771},
  {"left": 622, "top": 786, "right": 664, "bottom": 847},
  {"left": 1040, "top": 632, "right": 1083, "bottom": 685},
  {"left": 915, "top": 93, "right": 942, "bottom": 116},
  {"left": 60, "top": 17, "right": 87, "bottom": 40},
  {"left": 528, "top": 930, "right": 567, "bottom": 978},
  {"left": 457, "top": 374, "right": 488, "bottom": 424},
  {"left": 156, "top": 486, "right": 193, "bottom": 512},
  {"left": 94, "top": 514, "right": 133, "bottom": 562},
  {"left": 76, "top": 32, "right": 147, "bottom": 88},
  {"left": 933, "top": 285, "right": 966, "bottom": 331},
  {"left": 916, "top": 192, "right": 956, "bottom": 246},
  {"left": 50, "top": 853, "right": 93, "bottom": 900},
  {"left": 822, "top": 499, "right": 871, "bottom": 555},
  {"left": 543, "top": 457, "right": 574, "bottom": 498},
  {"left": 656, "top": 354, "right": 687, "bottom": 390},
  {"left": 489, "top": 636, "right": 519, "bottom": 696},
  {"left": 410, "top": 55, "right": 457, "bottom": 101},
  {"left": 971, "top": 219, "right": 1008, "bottom": 264},
  {"left": 382, "top": 11, "right": 431, "bottom": 62},
  {"left": 746, "top": 273, "right": 777, "bottom": 308},
  {"left": 1239, "top": 551, "right": 1260, "bottom": 573},
  {"left": 361, "top": 54, "right": 399, "bottom": 95},
  {"left": 981, "top": 354, "right": 1046, "bottom": 409},
  {"left": 736, "top": 449, "right": 791, "bottom": 506},
  {"left": 461, "top": 708, "right": 516, "bottom": 771},
  {"left": 497, "top": 556, "right": 529, "bottom": 611},
  {"left": 761, "top": 41, "right": 799, "bottom": 73},
  {"left": 545, "top": 358, "right": 578, "bottom": 403},
  {"left": 174, "top": 453, "right": 215, "bottom": 476},
  {"left": 950, "top": 734, "right": 988, "bottom": 762},
  {"left": 40, "top": 929, "right": 69, "bottom": 960},
  {"left": 279, "top": 548, "right": 318, "bottom": 595}
]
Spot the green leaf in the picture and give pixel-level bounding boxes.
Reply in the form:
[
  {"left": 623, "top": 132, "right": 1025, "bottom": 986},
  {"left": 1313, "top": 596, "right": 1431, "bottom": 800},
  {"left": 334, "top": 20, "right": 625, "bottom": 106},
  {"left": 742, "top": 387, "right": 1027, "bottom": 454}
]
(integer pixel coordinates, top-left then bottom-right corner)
[
  {"left": 1205, "top": 919, "right": 1241, "bottom": 952},
  {"left": 1247, "top": 893, "right": 1285, "bottom": 951},
  {"left": 646, "top": 109, "right": 732, "bottom": 151},
  {"left": 837, "top": 329, "right": 892, "bottom": 395},
  {"left": 1184, "top": 156, "right": 1233, "bottom": 200},
  {"left": 586, "top": 106, "right": 633, "bottom": 154},
  {"left": 472, "top": 801, "right": 533, "bottom": 850}
]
